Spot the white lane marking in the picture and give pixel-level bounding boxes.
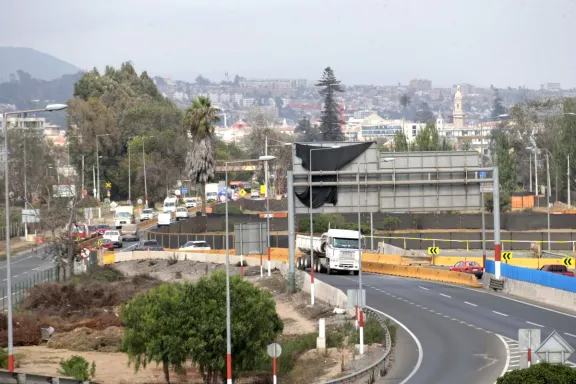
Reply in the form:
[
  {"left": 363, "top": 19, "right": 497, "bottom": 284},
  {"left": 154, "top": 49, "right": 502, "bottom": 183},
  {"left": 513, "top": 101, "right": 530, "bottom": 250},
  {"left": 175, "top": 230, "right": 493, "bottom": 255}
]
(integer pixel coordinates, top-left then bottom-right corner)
[
  {"left": 368, "top": 306, "right": 423, "bottom": 384},
  {"left": 1, "top": 279, "right": 5, "bottom": 282},
  {"left": 496, "top": 334, "right": 511, "bottom": 383},
  {"left": 492, "top": 311, "right": 508, "bottom": 317},
  {"left": 465, "top": 301, "right": 478, "bottom": 307},
  {"left": 564, "top": 332, "right": 576, "bottom": 338},
  {"left": 0, "top": 254, "right": 37, "bottom": 270},
  {"left": 418, "top": 286, "right": 429, "bottom": 290},
  {"left": 526, "top": 321, "right": 544, "bottom": 328},
  {"left": 439, "top": 293, "right": 452, "bottom": 298}
]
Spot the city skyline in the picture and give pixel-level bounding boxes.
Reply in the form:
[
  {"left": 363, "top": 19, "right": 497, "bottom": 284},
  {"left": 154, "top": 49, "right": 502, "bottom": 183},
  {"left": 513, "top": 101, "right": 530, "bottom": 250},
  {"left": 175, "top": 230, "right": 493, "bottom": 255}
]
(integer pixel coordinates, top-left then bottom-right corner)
[{"left": 1, "top": 0, "right": 575, "bottom": 89}]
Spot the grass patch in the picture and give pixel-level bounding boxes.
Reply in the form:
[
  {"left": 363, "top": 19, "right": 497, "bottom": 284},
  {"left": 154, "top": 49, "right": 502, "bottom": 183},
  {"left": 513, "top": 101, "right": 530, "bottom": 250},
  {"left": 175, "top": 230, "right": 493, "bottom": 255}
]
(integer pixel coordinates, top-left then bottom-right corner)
[{"left": 70, "top": 265, "right": 125, "bottom": 284}]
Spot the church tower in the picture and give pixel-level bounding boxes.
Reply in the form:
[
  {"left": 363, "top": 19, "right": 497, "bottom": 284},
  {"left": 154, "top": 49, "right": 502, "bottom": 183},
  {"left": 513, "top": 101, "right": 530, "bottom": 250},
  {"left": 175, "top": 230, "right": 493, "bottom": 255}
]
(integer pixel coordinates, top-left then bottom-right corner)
[
  {"left": 453, "top": 85, "right": 465, "bottom": 128},
  {"left": 436, "top": 109, "right": 444, "bottom": 131}
]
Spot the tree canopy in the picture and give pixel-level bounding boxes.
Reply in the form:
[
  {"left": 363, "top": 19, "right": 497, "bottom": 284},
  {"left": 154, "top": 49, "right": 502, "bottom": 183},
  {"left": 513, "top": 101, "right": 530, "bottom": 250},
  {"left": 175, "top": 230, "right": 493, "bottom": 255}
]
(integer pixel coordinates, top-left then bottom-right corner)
[
  {"left": 316, "top": 67, "right": 344, "bottom": 141},
  {"left": 120, "top": 272, "right": 283, "bottom": 384},
  {"left": 67, "top": 62, "right": 186, "bottom": 204},
  {"left": 496, "top": 362, "right": 576, "bottom": 384}
]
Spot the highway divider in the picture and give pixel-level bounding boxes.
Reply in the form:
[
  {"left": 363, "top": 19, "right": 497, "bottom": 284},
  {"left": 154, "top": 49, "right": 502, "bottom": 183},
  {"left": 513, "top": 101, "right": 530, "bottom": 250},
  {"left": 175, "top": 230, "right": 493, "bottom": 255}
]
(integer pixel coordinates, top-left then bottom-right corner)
[{"left": 363, "top": 262, "right": 482, "bottom": 288}]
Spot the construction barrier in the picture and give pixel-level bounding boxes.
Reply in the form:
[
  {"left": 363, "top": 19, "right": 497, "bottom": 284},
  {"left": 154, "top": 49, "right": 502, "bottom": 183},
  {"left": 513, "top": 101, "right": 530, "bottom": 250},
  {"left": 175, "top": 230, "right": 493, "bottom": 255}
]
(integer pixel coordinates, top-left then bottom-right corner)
[{"left": 363, "top": 262, "right": 482, "bottom": 288}]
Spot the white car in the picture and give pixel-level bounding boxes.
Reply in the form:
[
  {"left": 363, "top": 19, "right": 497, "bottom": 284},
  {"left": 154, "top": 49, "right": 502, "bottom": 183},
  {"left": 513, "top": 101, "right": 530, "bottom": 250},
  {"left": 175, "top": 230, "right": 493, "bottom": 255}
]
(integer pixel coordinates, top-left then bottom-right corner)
[
  {"left": 157, "top": 213, "right": 171, "bottom": 227},
  {"left": 185, "top": 199, "right": 197, "bottom": 208},
  {"left": 179, "top": 241, "right": 211, "bottom": 251},
  {"left": 251, "top": 188, "right": 260, "bottom": 198},
  {"left": 103, "top": 230, "right": 123, "bottom": 248},
  {"left": 175, "top": 207, "right": 189, "bottom": 221},
  {"left": 140, "top": 209, "right": 155, "bottom": 221}
]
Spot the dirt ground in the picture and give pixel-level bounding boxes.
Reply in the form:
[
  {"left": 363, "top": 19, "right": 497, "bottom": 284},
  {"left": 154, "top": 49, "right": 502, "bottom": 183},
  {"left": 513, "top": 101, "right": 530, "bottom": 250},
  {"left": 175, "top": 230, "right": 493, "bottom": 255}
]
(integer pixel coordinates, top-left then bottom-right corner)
[{"left": 13, "top": 267, "right": 374, "bottom": 384}]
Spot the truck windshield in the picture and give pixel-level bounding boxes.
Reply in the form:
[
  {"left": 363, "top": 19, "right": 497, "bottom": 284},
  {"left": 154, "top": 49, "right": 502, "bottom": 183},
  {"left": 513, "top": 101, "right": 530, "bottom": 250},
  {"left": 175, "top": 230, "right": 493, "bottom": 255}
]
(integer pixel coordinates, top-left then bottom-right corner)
[
  {"left": 116, "top": 212, "right": 131, "bottom": 217},
  {"left": 333, "top": 238, "right": 359, "bottom": 249}
]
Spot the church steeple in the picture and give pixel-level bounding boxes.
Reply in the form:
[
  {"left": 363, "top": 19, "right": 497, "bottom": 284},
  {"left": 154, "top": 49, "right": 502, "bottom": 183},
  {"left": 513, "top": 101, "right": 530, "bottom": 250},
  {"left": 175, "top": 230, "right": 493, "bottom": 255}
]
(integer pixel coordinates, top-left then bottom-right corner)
[
  {"left": 436, "top": 109, "right": 444, "bottom": 130},
  {"left": 453, "top": 85, "right": 465, "bottom": 128}
]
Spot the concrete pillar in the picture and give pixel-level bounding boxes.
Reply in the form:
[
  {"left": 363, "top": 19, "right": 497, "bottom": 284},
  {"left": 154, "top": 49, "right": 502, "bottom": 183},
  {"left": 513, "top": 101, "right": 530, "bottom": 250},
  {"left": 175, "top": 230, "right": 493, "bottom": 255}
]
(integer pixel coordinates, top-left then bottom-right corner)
[{"left": 317, "top": 318, "right": 326, "bottom": 352}]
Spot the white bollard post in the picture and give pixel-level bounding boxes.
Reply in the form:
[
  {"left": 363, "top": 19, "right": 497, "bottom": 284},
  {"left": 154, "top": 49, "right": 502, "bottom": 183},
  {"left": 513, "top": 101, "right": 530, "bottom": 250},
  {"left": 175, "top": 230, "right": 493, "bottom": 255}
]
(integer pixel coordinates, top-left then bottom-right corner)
[
  {"left": 355, "top": 304, "right": 359, "bottom": 329},
  {"left": 98, "top": 206, "right": 102, "bottom": 219},
  {"left": 310, "top": 280, "right": 315, "bottom": 306},
  {"left": 317, "top": 318, "right": 326, "bottom": 351}
]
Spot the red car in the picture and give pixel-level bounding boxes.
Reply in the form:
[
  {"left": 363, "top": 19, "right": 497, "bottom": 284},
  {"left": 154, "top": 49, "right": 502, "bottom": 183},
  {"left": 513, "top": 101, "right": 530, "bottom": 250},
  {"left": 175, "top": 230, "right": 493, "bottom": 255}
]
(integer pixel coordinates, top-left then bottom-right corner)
[
  {"left": 96, "top": 224, "right": 110, "bottom": 235},
  {"left": 539, "top": 265, "right": 575, "bottom": 277},
  {"left": 450, "top": 260, "right": 484, "bottom": 279},
  {"left": 98, "top": 238, "right": 115, "bottom": 251}
]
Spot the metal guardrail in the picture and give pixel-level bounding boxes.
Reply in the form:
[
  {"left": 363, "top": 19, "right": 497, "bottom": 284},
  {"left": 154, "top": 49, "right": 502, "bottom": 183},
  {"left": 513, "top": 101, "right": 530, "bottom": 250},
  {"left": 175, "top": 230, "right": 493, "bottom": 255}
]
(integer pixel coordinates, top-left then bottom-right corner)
[
  {"left": 489, "top": 277, "right": 504, "bottom": 291},
  {"left": 0, "top": 369, "right": 97, "bottom": 383},
  {"left": 320, "top": 307, "right": 392, "bottom": 384}
]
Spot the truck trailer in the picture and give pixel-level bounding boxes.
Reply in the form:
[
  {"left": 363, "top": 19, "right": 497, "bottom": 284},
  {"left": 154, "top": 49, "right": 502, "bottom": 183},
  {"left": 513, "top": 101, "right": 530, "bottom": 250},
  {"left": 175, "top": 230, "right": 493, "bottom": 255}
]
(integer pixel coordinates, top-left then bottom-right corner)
[{"left": 296, "top": 229, "right": 361, "bottom": 275}]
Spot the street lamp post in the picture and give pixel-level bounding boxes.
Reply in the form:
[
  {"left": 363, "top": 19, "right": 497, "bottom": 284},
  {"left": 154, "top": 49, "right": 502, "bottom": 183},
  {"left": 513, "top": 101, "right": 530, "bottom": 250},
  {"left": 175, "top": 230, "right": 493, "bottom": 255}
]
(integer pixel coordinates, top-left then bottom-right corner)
[
  {"left": 309, "top": 146, "right": 339, "bottom": 307},
  {"left": 141, "top": 136, "right": 155, "bottom": 208},
  {"left": 95, "top": 134, "right": 111, "bottom": 201},
  {"left": 225, "top": 155, "right": 275, "bottom": 384},
  {"left": 2, "top": 103, "right": 67, "bottom": 372},
  {"left": 264, "top": 138, "right": 292, "bottom": 277}
]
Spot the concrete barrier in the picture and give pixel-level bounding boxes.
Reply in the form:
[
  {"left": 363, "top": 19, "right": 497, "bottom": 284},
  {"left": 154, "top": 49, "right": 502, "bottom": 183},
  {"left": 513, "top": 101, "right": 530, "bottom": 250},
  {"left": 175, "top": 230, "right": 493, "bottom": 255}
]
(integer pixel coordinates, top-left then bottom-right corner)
[
  {"left": 483, "top": 273, "right": 576, "bottom": 313},
  {"left": 363, "top": 262, "right": 482, "bottom": 288}
]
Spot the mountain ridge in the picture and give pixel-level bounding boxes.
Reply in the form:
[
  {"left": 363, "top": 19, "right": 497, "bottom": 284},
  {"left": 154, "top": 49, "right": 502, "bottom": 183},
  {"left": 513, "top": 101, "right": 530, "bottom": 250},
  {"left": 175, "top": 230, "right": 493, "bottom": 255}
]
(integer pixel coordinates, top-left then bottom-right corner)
[{"left": 0, "top": 46, "right": 82, "bottom": 82}]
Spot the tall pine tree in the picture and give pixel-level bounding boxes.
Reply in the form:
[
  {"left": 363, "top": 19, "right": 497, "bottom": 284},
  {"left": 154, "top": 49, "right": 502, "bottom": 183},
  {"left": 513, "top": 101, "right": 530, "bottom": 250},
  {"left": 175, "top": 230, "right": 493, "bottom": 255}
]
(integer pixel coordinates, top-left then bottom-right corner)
[{"left": 316, "top": 67, "right": 344, "bottom": 141}]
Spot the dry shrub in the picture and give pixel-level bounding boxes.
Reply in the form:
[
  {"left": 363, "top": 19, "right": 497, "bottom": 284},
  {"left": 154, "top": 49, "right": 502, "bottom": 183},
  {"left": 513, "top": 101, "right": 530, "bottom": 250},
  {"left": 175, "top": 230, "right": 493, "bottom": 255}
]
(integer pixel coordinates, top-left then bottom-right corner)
[
  {"left": 47, "top": 326, "right": 124, "bottom": 352},
  {"left": 21, "top": 274, "right": 159, "bottom": 317}
]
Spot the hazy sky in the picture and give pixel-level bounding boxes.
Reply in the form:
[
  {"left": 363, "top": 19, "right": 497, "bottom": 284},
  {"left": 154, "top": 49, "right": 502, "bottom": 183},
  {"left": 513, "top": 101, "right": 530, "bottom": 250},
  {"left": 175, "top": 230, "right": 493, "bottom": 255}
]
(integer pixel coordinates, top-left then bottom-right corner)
[{"left": 1, "top": 0, "right": 575, "bottom": 88}]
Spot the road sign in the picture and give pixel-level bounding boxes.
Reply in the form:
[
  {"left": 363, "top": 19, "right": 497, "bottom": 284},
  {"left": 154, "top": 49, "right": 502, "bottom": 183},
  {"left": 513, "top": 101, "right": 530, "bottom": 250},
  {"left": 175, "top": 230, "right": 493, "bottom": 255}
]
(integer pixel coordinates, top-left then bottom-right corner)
[
  {"left": 81, "top": 248, "right": 90, "bottom": 257},
  {"left": 232, "top": 192, "right": 239, "bottom": 201},
  {"left": 562, "top": 257, "right": 574, "bottom": 267},
  {"left": 267, "top": 343, "right": 282, "bottom": 358},
  {"left": 76, "top": 236, "right": 81, "bottom": 242},
  {"left": 239, "top": 188, "right": 247, "bottom": 198},
  {"left": 480, "top": 182, "right": 493, "bottom": 193},
  {"left": 106, "top": 189, "right": 111, "bottom": 197},
  {"left": 346, "top": 289, "right": 366, "bottom": 308},
  {"left": 535, "top": 331, "right": 574, "bottom": 364},
  {"left": 519, "top": 328, "right": 542, "bottom": 369},
  {"left": 502, "top": 252, "right": 513, "bottom": 261},
  {"left": 97, "top": 239, "right": 103, "bottom": 246},
  {"left": 428, "top": 247, "right": 439, "bottom": 255},
  {"left": 479, "top": 171, "right": 487, "bottom": 179},
  {"left": 105, "top": 182, "right": 112, "bottom": 188},
  {"left": 182, "top": 187, "right": 188, "bottom": 194}
]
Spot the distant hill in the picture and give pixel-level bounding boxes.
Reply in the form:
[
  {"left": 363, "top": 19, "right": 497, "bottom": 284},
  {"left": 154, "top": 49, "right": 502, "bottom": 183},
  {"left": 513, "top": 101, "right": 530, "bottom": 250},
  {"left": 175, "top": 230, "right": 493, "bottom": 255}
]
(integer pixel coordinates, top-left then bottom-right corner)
[{"left": 0, "top": 47, "right": 81, "bottom": 82}]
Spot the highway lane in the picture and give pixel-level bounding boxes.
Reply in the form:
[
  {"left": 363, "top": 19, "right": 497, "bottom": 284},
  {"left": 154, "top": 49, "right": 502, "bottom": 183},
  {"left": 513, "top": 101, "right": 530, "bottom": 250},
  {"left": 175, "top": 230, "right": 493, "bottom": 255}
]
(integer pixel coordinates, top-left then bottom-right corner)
[
  {"left": 359, "top": 274, "right": 576, "bottom": 364},
  {"left": 321, "top": 274, "right": 507, "bottom": 384}
]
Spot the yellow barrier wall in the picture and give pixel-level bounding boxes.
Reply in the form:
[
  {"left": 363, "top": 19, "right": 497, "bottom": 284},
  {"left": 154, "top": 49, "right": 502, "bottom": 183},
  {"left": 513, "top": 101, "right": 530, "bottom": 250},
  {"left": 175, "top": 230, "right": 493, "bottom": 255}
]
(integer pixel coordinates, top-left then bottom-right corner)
[
  {"left": 103, "top": 252, "right": 116, "bottom": 265},
  {"left": 363, "top": 262, "right": 482, "bottom": 288}
]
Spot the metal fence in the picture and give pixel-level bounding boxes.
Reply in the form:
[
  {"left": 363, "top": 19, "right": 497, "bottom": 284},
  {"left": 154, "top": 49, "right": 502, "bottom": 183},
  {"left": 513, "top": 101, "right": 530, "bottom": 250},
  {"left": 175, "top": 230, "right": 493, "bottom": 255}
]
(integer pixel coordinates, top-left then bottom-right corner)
[
  {"left": 321, "top": 307, "right": 393, "bottom": 384},
  {"left": 0, "top": 223, "right": 28, "bottom": 241},
  {"left": 1, "top": 266, "right": 59, "bottom": 311}
]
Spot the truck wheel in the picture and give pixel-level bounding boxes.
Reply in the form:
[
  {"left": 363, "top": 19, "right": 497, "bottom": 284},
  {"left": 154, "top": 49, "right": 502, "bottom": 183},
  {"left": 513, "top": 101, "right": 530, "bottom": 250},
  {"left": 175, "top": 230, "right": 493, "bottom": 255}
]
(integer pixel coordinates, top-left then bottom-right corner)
[{"left": 326, "top": 264, "right": 332, "bottom": 275}]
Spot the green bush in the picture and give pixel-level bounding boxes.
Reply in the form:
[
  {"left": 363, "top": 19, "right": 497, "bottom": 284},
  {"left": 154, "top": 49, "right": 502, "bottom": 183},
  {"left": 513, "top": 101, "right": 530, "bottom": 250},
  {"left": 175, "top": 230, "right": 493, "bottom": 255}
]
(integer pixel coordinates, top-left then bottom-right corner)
[
  {"left": 0, "top": 348, "right": 7, "bottom": 369},
  {"left": 348, "top": 318, "right": 388, "bottom": 345},
  {"left": 496, "top": 362, "right": 576, "bottom": 383},
  {"left": 485, "top": 193, "right": 511, "bottom": 213},
  {"left": 382, "top": 216, "right": 401, "bottom": 231},
  {"left": 58, "top": 356, "right": 96, "bottom": 381},
  {"left": 212, "top": 204, "right": 242, "bottom": 215},
  {"left": 70, "top": 265, "right": 125, "bottom": 285}
]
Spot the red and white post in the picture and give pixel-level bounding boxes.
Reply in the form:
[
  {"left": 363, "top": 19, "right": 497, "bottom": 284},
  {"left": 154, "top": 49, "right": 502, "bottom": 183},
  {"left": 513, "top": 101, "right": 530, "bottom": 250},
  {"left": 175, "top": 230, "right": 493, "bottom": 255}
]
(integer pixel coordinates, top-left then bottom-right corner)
[
  {"left": 260, "top": 254, "right": 263, "bottom": 278},
  {"left": 227, "top": 353, "right": 232, "bottom": 384},
  {"left": 355, "top": 304, "right": 359, "bottom": 329},
  {"left": 310, "top": 257, "right": 315, "bottom": 306},
  {"left": 273, "top": 355, "right": 277, "bottom": 384},
  {"left": 493, "top": 166, "right": 502, "bottom": 279},
  {"left": 527, "top": 348, "right": 532, "bottom": 368},
  {"left": 359, "top": 310, "right": 364, "bottom": 355}
]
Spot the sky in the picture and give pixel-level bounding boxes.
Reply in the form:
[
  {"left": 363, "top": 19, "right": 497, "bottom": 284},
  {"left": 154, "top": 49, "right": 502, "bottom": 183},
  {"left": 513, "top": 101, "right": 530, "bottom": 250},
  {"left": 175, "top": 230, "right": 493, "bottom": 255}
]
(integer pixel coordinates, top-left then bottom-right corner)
[{"left": 1, "top": 0, "right": 575, "bottom": 89}]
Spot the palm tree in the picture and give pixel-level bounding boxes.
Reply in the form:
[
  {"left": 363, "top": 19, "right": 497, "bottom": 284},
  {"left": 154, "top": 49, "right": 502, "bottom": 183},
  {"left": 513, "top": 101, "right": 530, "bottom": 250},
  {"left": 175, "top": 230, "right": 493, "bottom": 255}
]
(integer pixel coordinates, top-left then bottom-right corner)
[{"left": 183, "top": 96, "right": 220, "bottom": 216}]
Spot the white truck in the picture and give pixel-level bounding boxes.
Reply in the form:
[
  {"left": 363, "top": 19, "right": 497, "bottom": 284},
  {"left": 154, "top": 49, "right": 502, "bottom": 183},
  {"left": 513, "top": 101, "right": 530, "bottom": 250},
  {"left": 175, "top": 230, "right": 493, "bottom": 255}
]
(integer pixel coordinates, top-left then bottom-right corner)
[
  {"left": 157, "top": 212, "right": 172, "bottom": 227},
  {"left": 296, "top": 229, "right": 361, "bottom": 275},
  {"left": 163, "top": 196, "right": 178, "bottom": 213},
  {"left": 205, "top": 183, "right": 219, "bottom": 203},
  {"left": 114, "top": 205, "right": 135, "bottom": 228}
]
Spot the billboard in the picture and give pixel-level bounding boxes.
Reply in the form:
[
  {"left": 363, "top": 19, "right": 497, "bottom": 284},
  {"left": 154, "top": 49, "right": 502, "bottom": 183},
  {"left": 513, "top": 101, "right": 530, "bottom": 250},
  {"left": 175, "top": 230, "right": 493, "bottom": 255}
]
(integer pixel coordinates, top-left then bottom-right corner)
[
  {"left": 53, "top": 184, "right": 76, "bottom": 198},
  {"left": 292, "top": 142, "right": 493, "bottom": 214}
]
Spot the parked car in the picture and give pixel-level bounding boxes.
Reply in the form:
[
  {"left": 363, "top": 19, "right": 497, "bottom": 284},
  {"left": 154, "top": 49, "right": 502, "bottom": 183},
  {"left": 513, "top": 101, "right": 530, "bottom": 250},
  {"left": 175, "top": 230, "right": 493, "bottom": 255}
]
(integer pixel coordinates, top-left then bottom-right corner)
[
  {"left": 98, "top": 238, "right": 115, "bottom": 251},
  {"left": 175, "top": 207, "right": 189, "bottom": 221},
  {"left": 134, "top": 240, "right": 164, "bottom": 251},
  {"left": 103, "top": 230, "right": 123, "bottom": 248},
  {"left": 140, "top": 209, "right": 155, "bottom": 221},
  {"left": 179, "top": 241, "right": 211, "bottom": 251},
  {"left": 251, "top": 188, "right": 260, "bottom": 198},
  {"left": 539, "top": 264, "right": 575, "bottom": 277},
  {"left": 450, "top": 260, "right": 484, "bottom": 279},
  {"left": 96, "top": 224, "right": 110, "bottom": 235}
]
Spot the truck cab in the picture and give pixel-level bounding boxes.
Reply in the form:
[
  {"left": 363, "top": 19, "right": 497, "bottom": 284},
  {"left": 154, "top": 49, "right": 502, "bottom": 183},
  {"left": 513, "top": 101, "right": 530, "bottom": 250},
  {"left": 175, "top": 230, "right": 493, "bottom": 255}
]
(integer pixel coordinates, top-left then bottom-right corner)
[
  {"left": 295, "top": 229, "right": 361, "bottom": 275},
  {"left": 114, "top": 205, "right": 135, "bottom": 228},
  {"left": 163, "top": 196, "right": 178, "bottom": 213}
]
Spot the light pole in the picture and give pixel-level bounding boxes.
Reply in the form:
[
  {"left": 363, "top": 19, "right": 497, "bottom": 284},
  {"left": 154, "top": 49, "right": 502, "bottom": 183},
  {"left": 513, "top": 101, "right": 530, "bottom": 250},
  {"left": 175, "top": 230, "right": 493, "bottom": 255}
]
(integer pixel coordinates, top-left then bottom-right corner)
[
  {"left": 95, "top": 133, "right": 111, "bottom": 201},
  {"left": 264, "top": 137, "right": 292, "bottom": 277},
  {"left": 140, "top": 135, "right": 154, "bottom": 208},
  {"left": 562, "top": 113, "right": 576, "bottom": 207},
  {"left": 309, "top": 145, "right": 340, "bottom": 307},
  {"left": 225, "top": 155, "right": 275, "bottom": 384},
  {"left": 2, "top": 103, "right": 67, "bottom": 372},
  {"left": 545, "top": 149, "right": 552, "bottom": 252}
]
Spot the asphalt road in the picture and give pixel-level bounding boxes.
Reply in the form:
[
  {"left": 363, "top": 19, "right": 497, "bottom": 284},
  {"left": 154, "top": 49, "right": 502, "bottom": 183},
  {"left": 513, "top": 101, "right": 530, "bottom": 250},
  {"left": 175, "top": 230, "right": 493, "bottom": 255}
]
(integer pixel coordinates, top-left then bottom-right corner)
[{"left": 320, "top": 274, "right": 507, "bottom": 384}]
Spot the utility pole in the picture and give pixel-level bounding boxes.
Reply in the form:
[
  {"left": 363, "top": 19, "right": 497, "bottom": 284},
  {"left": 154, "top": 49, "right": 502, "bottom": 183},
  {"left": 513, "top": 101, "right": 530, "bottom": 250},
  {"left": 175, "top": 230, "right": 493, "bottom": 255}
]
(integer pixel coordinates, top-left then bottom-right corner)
[
  {"left": 535, "top": 150, "right": 539, "bottom": 206},
  {"left": 92, "top": 166, "right": 96, "bottom": 198},
  {"left": 96, "top": 139, "right": 100, "bottom": 201},
  {"left": 142, "top": 138, "right": 148, "bottom": 208},
  {"left": 128, "top": 141, "right": 131, "bottom": 202},
  {"left": 81, "top": 155, "right": 85, "bottom": 199},
  {"left": 568, "top": 154, "right": 571, "bottom": 208}
]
